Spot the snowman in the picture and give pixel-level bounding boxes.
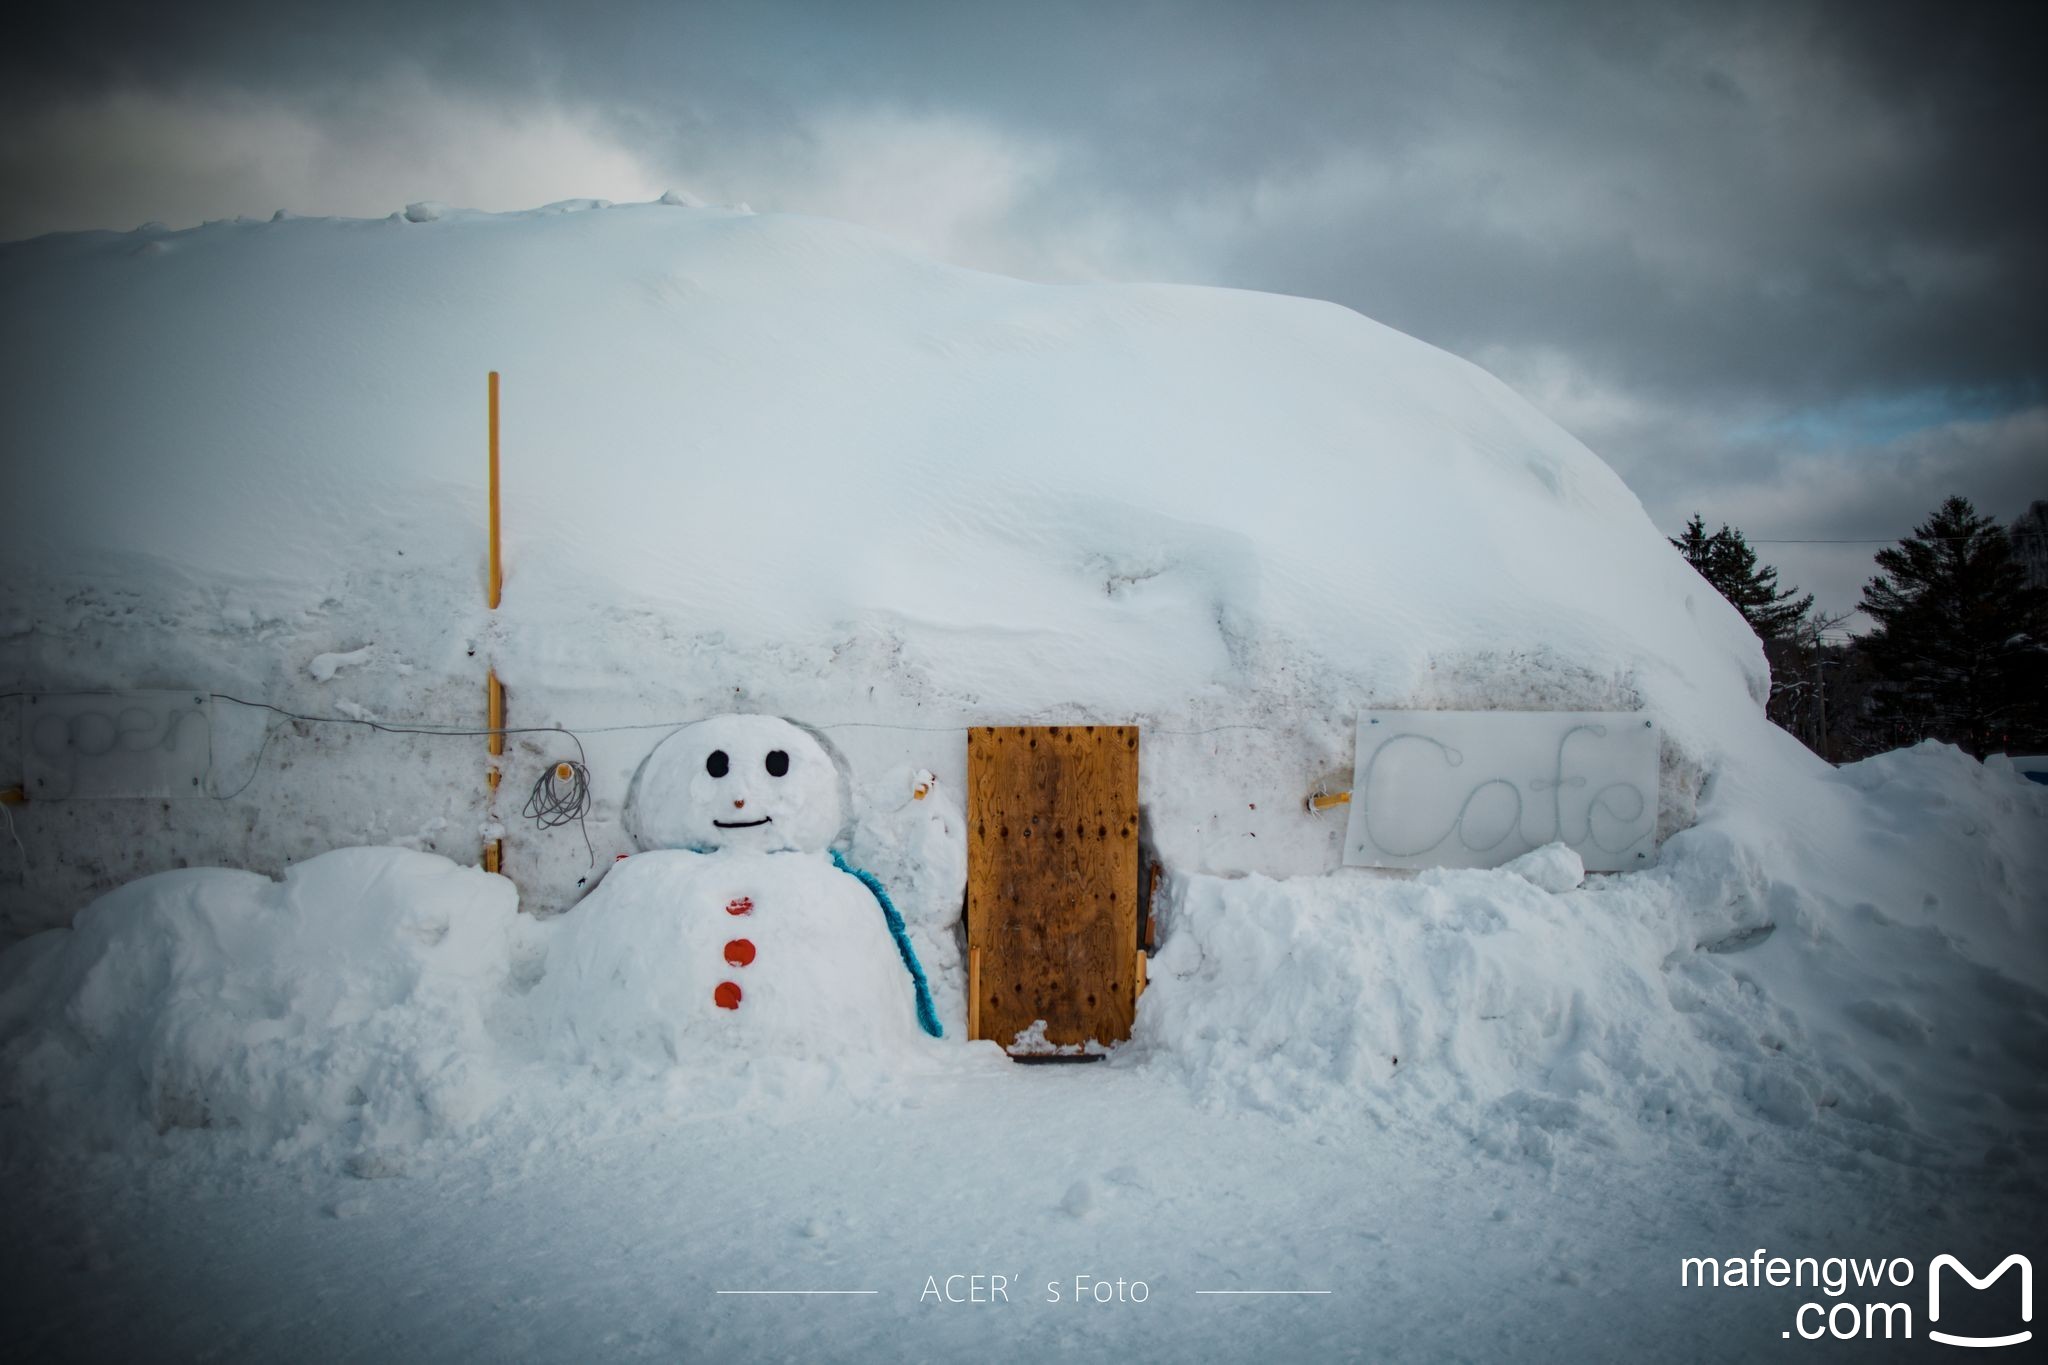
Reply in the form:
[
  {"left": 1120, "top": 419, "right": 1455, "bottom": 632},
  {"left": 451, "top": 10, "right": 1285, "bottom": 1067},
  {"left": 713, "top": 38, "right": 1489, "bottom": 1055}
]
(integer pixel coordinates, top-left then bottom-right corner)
[{"left": 535, "top": 715, "right": 941, "bottom": 1065}]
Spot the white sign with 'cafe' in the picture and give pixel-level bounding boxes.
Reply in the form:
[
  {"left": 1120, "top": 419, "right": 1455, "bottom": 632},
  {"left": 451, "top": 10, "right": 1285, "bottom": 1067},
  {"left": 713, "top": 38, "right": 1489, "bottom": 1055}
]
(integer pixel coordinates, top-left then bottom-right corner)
[{"left": 1342, "top": 710, "right": 1660, "bottom": 873}]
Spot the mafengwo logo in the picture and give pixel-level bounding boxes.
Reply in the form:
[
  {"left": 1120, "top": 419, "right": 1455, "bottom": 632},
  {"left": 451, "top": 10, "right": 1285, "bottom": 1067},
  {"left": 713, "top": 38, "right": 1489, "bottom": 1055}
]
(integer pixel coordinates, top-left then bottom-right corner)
[
  {"left": 1928, "top": 1254, "right": 2031, "bottom": 1349},
  {"left": 1680, "top": 1250, "right": 2032, "bottom": 1345}
]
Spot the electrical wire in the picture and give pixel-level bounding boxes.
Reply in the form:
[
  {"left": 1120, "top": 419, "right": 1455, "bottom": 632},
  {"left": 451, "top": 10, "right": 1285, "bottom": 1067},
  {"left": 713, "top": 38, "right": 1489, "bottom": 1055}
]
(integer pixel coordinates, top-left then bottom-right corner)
[
  {"left": 1747, "top": 536, "right": 1987, "bottom": 544},
  {"left": 521, "top": 760, "right": 593, "bottom": 864},
  {"left": 208, "top": 693, "right": 592, "bottom": 760},
  {"left": 812, "top": 718, "right": 1291, "bottom": 737},
  {"left": 209, "top": 717, "right": 286, "bottom": 801},
  {"left": 191, "top": 696, "right": 1309, "bottom": 873},
  {"left": 205, "top": 693, "right": 596, "bottom": 865},
  {"left": 12, "top": 674, "right": 1848, "bottom": 880}
]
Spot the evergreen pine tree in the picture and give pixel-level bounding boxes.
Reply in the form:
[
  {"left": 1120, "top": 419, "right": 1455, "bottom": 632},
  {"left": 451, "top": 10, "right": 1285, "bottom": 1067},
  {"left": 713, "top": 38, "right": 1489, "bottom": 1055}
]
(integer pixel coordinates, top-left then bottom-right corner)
[
  {"left": 1859, "top": 495, "right": 2048, "bottom": 756},
  {"left": 1669, "top": 515, "right": 1814, "bottom": 643},
  {"left": 1671, "top": 513, "right": 1716, "bottom": 579}
]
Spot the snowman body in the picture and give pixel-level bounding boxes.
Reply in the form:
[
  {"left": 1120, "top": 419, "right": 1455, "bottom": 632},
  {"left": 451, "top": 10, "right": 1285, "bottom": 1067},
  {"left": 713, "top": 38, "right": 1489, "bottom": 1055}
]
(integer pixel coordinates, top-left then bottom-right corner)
[{"left": 537, "top": 715, "right": 931, "bottom": 1061}]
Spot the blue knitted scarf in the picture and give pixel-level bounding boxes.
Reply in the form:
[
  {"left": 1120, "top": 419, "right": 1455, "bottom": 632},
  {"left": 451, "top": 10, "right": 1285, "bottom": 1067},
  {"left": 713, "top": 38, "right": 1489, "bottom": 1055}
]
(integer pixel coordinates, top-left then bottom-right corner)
[{"left": 830, "top": 848, "right": 943, "bottom": 1038}]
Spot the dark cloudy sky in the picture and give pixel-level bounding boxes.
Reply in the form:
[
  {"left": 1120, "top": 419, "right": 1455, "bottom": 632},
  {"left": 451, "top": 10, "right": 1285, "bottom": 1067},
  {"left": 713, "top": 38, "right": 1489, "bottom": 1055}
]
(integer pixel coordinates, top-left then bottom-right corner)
[{"left": 4, "top": 0, "right": 2042, "bottom": 620}]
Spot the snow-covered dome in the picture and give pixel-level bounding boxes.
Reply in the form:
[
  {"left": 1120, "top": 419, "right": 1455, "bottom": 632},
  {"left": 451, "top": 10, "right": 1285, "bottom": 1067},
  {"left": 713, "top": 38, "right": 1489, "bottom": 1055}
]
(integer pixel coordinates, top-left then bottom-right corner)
[
  {"left": 0, "top": 196, "right": 1765, "bottom": 747},
  {"left": 0, "top": 195, "right": 1783, "bottom": 911}
]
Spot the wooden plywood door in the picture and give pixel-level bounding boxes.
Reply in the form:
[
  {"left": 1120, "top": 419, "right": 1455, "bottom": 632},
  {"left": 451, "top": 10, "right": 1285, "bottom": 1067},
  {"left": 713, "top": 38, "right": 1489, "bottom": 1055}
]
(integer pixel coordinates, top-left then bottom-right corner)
[{"left": 967, "top": 725, "right": 1140, "bottom": 1052}]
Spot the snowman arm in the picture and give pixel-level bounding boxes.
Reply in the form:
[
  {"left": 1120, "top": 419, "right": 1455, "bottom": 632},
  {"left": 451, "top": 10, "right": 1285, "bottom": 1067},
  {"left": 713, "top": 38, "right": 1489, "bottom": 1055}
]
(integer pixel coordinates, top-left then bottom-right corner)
[{"left": 828, "top": 849, "right": 943, "bottom": 1039}]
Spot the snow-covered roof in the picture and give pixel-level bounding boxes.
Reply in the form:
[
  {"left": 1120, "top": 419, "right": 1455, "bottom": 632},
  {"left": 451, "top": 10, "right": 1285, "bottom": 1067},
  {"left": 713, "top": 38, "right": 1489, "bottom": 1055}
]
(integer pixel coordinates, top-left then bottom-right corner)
[{"left": 0, "top": 198, "right": 1765, "bottom": 761}]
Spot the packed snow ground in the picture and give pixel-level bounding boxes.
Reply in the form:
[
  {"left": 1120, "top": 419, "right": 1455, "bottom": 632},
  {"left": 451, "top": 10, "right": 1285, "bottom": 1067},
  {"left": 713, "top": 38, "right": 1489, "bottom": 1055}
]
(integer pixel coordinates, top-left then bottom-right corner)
[
  {"left": 2, "top": 201, "right": 2044, "bottom": 1361},
  {"left": 6, "top": 1056, "right": 2031, "bottom": 1363}
]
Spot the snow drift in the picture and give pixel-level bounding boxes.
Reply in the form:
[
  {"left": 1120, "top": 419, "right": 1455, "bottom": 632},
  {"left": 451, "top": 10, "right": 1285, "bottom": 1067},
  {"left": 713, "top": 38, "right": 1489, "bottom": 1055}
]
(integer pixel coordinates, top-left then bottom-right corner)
[
  {"left": 0, "top": 848, "right": 523, "bottom": 1162},
  {"left": 2, "top": 740, "right": 2039, "bottom": 1184},
  {"left": 1135, "top": 741, "right": 2047, "bottom": 1175}
]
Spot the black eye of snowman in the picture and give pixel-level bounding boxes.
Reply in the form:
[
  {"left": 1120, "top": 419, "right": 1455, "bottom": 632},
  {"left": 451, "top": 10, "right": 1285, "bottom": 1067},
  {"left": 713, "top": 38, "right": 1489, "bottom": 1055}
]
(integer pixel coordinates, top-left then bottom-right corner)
[
  {"left": 706, "top": 750, "right": 730, "bottom": 778},
  {"left": 765, "top": 750, "right": 790, "bottom": 777}
]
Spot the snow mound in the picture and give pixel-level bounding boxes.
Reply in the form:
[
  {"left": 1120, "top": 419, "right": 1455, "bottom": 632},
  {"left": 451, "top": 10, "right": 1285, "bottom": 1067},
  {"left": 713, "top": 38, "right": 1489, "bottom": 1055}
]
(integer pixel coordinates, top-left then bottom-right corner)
[
  {"left": 0, "top": 848, "right": 522, "bottom": 1162},
  {"left": 1501, "top": 841, "right": 1586, "bottom": 893},
  {"left": 0, "top": 841, "right": 956, "bottom": 1162},
  {"left": 1133, "top": 861, "right": 1735, "bottom": 1145},
  {"left": 1132, "top": 742, "right": 2048, "bottom": 1176}
]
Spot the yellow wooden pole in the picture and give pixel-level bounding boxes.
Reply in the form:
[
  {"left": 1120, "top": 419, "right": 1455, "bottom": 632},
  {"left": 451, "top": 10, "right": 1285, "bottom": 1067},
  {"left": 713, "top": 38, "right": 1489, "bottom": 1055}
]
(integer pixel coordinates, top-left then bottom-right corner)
[
  {"left": 483, "top": 669, "right": 503, "bottom": 874},
  {"left": 1306, "top": 789, "right": 1352, "bottom": 813},
  {"left": 483, "top": 371, "right": 505, "bottom": 876},
  {"left": 487, "top": 371, "right": 502, "bottom": 610},
  {"left": 486, "top": 673, "right": 505, "bottom": 785}
]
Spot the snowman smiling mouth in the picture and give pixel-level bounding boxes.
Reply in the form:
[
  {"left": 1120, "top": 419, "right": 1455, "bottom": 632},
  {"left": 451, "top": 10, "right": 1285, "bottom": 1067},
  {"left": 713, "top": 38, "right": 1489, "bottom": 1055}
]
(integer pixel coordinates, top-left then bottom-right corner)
[{"left": 713, "top": 816, "right": 773, "bottom": 828}]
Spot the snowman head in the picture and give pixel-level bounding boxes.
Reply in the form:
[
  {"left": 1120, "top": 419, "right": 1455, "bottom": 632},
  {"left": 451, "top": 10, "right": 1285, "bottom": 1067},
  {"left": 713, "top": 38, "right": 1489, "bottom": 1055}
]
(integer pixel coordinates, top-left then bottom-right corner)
[{"left": 627, "top": 714, "right": 847, "bottom": 854}]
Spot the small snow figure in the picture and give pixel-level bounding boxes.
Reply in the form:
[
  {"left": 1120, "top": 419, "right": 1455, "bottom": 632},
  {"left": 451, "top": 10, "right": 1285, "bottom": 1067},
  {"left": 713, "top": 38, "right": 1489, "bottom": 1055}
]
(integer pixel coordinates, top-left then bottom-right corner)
[{"left": 536, "top": 715, "right": 940, "bottom": 1063}]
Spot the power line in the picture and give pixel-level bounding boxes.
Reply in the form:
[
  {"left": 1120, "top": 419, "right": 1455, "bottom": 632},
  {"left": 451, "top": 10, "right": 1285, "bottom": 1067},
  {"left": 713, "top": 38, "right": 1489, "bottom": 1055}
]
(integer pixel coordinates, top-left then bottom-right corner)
[
  {"left": 206, "top": 694, "right": 597, "bottom": 865},
  {"left": 192, "top": 699, "right": 1298, "bottom": 863},
  {"left": 1747, "top": 537, "right": 1981, "bottom": 545}
]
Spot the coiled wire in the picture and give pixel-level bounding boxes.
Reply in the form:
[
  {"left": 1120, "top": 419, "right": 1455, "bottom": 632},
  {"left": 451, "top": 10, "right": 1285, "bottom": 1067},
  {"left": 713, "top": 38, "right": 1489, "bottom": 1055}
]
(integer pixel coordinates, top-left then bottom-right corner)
[{"left": 522, "top": 759, "right": 594, "bottom": 863}]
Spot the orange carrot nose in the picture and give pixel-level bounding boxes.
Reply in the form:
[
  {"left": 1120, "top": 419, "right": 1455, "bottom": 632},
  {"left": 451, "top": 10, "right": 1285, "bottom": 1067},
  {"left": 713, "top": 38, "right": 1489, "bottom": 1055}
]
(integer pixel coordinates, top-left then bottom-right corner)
[{"left": 733, "top": 798, "right": 746, "bottom": 809}]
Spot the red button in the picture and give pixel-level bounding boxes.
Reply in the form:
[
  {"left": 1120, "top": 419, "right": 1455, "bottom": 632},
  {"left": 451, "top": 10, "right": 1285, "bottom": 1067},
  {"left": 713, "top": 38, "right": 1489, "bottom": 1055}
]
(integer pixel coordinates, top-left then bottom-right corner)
[
  {"left": 725, "top": 896, "right": 753, "bottom": 916},
  {"left": 714, "top": 981, "right": 742, "bottom": 1010},
  {"left": 724, "top": 938, "right": 756, "bottom": 967}
]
